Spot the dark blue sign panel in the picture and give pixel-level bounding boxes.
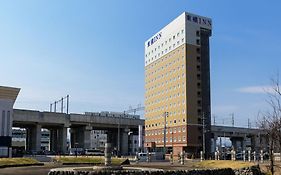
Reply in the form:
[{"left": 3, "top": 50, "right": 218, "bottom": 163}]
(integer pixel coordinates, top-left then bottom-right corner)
[{"left": 0, "top": 136, "right": 12, "bottom": 147}]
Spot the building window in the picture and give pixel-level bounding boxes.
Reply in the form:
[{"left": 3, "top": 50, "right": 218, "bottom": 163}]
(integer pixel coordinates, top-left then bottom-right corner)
[
  {"left": 196, "top": 48, "right": 200, "bottom": 53},
  {"left": 197, "top": 91, "right": 201, "bottom": 97},
  {"left": 6, "top": 111, "right": 10, "bottom": 135},
  {"left": 196, "top": 31, "right": 200, "bottom": 36}
]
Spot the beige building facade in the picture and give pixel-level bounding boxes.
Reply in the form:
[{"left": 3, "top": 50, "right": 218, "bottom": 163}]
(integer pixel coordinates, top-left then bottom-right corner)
[{"left": 144, "top": 12, "right": 212, "bottom": 156}]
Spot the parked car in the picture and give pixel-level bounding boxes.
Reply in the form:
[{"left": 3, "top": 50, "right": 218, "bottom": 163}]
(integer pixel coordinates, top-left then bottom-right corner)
[
  {"left": 85, "top": 149, "right": 104, "bottom": 156},
  {"left": 69, "top": 148, "right": 84, "bottom": 156}
]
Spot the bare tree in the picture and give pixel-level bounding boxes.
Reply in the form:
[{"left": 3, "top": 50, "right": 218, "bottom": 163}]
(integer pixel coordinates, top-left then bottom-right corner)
[{"left": 258, "top": 74, "right": 281, "bottom": 175}]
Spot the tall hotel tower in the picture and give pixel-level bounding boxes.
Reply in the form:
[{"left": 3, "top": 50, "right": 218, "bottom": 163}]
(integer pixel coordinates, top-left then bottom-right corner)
[{"left": 144, "top": 12, "right": 212, "bottom": 156}]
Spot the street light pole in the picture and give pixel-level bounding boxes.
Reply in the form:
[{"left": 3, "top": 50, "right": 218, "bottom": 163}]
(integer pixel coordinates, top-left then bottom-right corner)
[{"left": 117, "top": 112, "right": 122, "bottom": 157}]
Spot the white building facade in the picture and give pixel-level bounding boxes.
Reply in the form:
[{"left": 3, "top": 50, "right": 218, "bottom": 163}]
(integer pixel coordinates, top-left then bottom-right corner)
[{"left": 0, "top": 86, "right": 20, "bottom": 157}]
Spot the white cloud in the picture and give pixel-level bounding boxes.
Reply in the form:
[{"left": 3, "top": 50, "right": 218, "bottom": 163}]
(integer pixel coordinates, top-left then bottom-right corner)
[{"left": 236, "top": 85, "right": 274, "bottom": 94}]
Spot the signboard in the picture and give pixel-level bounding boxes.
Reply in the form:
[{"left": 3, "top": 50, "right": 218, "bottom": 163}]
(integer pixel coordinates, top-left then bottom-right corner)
[
  {"left": 147, "top": 32, "right": 162, "bottom": 47},
  {"left": 0, "top": 136, "right": 12, "bottom": 147}
]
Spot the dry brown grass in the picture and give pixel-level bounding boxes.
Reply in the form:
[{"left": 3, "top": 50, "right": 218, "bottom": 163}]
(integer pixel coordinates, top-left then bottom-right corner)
[
  {"left": 53, "top": 156, "right": 126, "bottom": 165},
  {"left": 0, "top": 158, "right": 38, "bottom": 166},
  {"left": 191, "top": 160, "right": 254, "bottom": 169}
]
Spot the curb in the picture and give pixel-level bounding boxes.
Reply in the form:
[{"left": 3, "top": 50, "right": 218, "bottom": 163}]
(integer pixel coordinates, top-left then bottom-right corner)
[{"left": 62, "top": 163, "right": 103, "bottom": 165}]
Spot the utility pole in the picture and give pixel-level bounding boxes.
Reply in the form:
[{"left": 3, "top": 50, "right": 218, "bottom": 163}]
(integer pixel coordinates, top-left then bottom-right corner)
[
  {"left": 248, "top": 118, "right": 251, "bottom": 128},
  {"left": 50, "top": 103, "right": 52, "bottom": 112},
  {"left": 213, "top": 115, "right": 216, "bottom": 125},
  {"left": 61, "top": 97, "right": 63, "bottom": 113},
  {"left": 54, "top": 101, "right": 57, "bottom": 112},
  {"left": 231, "top": 113, "right": 234, "bottom": 127},
  {"left": 117, "top": 112, "right": 122, "bottom": 157},
  {"left": 66, "top": 95, "right": 69, "bottom": 114}
]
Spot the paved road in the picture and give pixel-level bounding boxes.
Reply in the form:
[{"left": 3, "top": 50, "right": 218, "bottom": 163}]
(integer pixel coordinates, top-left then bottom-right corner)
[
  {"left": 0, "top": 164, "right": 80, "bottom": 175},
  {"left": 0, "top": 166, "right": 52, "bottom": 175},
  {"left": 0, "top": 161, "right": 271, "bottom": 174}
]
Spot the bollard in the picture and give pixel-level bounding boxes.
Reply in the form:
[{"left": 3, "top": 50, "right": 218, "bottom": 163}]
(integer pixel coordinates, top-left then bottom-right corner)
[
  {"left": 200, "top": 151, "right": 203, "bottom": 162},
  {"left": 104, "top": 143, "right": 111, "bottom": 166},
  {"left": 243, "top": 150, "right": 246, "bottom": 162},
  {"left": 146, "top": 152, "right": 151, "bottom": 163},
  {"left": 180, "top": 151, "right": 184, "bottom": 165},
  {"left": 215, "top": 151, "right": 218, "bottom": 160},
  {"left": 260, "top": 150, "right": 263, "bottom": 163},
  {"left": 135, "top": 152, "right": 139, "bottom": 164},
  {"left": 254, "top": 151, "right": 256, "bottom": 162},
  {"left": 170, "top": 153, "right": 173, "bottom": 164},
  {"left": 248, "top": 150, "right": 251, "bottom": 162}
]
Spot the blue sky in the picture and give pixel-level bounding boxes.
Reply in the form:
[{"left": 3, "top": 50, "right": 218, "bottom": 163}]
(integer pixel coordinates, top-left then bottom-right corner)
[{"left": 1, "top": 1, "right": 281, "bottom": 127}]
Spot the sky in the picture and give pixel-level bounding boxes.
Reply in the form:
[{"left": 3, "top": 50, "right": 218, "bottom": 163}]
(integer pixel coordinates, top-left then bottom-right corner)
[{"left": 1, "top": 0, "right": 281, "bottom": 127}]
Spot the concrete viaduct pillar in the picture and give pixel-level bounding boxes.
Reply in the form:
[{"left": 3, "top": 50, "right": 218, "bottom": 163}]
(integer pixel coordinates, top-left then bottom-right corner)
[
  {"left": 250, "top": 134, "right": 261, "bottom": 152},
  {"left": 49, "top": 129, "right": 58, "bottom": 153},
  {"left": 212, "top": 135, "right": 218, "bottom": 153},
  {"left": 230, "top": 137, "right": 244, "bottom": 152},
  {"left": 26, "top": 124, "right": 41, "bottom": 153},
  {"left": 121, "top": 129, "right": 129, "bottom": 156},
  {"left": 49, "top": 126, "right": 68, "bottom": 154},
  {"left": 82, "top": 126, "right": 92, "bottom": 149},
  {"left": 57, "top": 127, "right": 68, "bottom": 153},
  {"left": 70, "top": 126, "right": 92, "bottom": 149}
]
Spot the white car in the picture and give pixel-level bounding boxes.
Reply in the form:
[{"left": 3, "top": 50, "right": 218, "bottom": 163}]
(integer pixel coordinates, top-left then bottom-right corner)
[{"left": 85, "top": 149, "right": 104, "bottom": 156}]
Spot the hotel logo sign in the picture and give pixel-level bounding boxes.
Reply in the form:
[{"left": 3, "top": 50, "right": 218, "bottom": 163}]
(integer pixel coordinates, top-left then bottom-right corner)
[
  {"left": 147, "top": 32, "right": 162, "bottom": 47},
  {"left": 186, "top": 14, "right": 212, "bottom": 28}
]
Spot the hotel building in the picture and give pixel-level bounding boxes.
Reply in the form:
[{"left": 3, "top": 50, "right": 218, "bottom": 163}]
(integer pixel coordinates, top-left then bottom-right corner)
[{"left": 144, "top": 12, "right": 212, "bottom": 156}]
